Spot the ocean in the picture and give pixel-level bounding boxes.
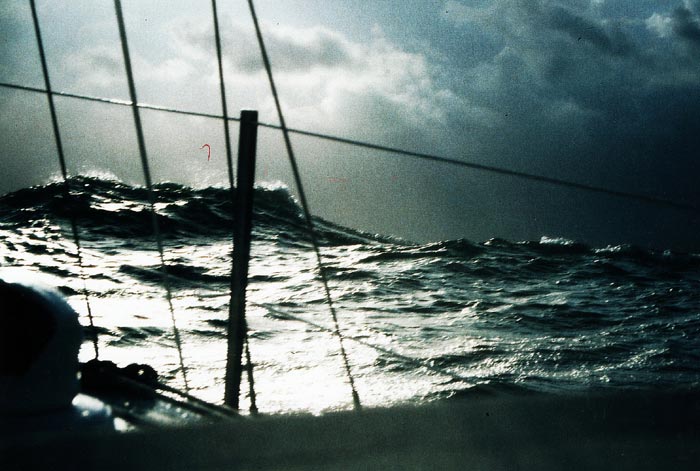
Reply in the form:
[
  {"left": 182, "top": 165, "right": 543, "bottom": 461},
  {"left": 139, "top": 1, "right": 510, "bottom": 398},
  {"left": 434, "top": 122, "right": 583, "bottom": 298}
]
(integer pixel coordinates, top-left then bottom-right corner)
[{"left": 1, "top": 176, "right": 699, "bottom": 415}]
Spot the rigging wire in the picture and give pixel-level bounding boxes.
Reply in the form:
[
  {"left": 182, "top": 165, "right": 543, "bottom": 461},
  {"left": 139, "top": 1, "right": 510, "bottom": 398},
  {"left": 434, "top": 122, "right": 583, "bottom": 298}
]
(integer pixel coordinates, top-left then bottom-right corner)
[
  {"left": 2, "top": 81, "right": 697, "bottom": 215},
  {"left": 211, "top": 0, "right": 258, "bottom": 414},
  {"left": 0, "top": 82, "right": 225, "bottom": 120},
  {"left": 29, "top": 0, "right": 99, "bottom": 360},
  {"left": 113, "top": 0, "right": 189, "bottom": 393},
  {"left": 246, "top": 0, "right": 362, "bottom": 411},
  {"left": 257, "top": 124, "right": 700, "bottom": 215},
  {"left": 210, "top": 0, "right": 235, "bottom": 191}
]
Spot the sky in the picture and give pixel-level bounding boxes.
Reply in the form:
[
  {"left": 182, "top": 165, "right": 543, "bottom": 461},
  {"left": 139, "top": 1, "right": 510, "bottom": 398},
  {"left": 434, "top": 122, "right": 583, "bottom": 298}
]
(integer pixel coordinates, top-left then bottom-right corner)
[{"left": 1, "top": 0, "right": 699, "bottom": 250}]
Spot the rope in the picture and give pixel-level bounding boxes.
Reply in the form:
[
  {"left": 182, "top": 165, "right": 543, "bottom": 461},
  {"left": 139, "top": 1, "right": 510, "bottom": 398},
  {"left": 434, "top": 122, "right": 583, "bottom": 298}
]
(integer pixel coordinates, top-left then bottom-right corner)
[
  {"left": 211, "top": 0, "right": 258, "bottom": 415},
  {"left": 3, "top": 81, "right": 697, "bottom": 215},
  {"left": 29, "top": 0, "right": 99, "bottom": 359},
  {"left": 247, "top": 0, "right": 362, "bottom": 411},
  {"left": 113, "top": 0, "right": 189, "bottom": 393}
]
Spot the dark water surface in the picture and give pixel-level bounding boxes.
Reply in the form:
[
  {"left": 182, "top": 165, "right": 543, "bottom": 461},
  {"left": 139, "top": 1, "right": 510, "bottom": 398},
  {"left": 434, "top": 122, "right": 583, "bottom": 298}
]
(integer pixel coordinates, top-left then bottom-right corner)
[{"left": 1, "top": 176, "right": 699, "bottom": 413}]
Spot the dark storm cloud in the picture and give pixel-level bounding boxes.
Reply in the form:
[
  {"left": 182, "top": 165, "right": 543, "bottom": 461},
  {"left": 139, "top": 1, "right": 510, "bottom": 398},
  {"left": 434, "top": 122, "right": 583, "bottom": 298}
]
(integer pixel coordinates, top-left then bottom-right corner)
[
  {"left": 672, "top": 6, "right": 700, "bottom": 45},
  {"left": 530, "top": 3, "right": 633, "bottom": 56},
  {"left": 443, "top": 0, "right": 700, "bottom": 190},
  {"left": 435, "top": 0, "right": 699, "bottom": 249}
]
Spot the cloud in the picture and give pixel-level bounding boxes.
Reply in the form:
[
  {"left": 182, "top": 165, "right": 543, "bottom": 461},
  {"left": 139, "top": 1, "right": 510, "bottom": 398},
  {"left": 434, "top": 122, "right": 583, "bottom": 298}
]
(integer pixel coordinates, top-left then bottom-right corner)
[
  {"left": 168, "top": 17, "right": 463, "bottom": 152},
  {"left": 540, "top": 5, "right": 634, "bottom": 55},
  {"left": 442, "top": 0, "right": 494, "bottom": 27},
  {"left": 672, "top": 5, "right": 700, "bottom": 45},
  {"left": 245, "top": 25, "right": 355, "bottom": 73},
  {"left": 646, "top": 12, "right": 674, "bottom": 37},
  {"left": 173, "top": 20, "right": 355, "bottom": 74},
  {"left": 62, "top": 46, "right": 124, "bottom": 91},
  {"left": 2, "top": 10, "right": 465, "bottom": 189},
  {"left": 439, "top": 0, "right": 700, "bottom": 208},
  {"left": 684, "top": 0, "right": 700, "bottom": 14},
  {"left": 645, "top": 2, "right": 700, "bottom": 49},
  {"left": 54, "top": 45, "right": 198, "bottom": 109}
]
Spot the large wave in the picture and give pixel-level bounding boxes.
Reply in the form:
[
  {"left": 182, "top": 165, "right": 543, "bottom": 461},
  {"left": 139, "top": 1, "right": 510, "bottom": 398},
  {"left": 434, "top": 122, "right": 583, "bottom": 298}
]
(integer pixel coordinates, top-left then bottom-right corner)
[{"left": 0, "top": 176, "right": 390, "bottom": 246}]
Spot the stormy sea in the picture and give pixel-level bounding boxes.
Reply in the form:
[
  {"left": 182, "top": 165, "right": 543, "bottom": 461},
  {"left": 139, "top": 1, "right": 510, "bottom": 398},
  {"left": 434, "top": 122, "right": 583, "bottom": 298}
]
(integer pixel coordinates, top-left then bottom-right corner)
[{"left": 1, "top": 176, "right": 699, "bottom": 414}]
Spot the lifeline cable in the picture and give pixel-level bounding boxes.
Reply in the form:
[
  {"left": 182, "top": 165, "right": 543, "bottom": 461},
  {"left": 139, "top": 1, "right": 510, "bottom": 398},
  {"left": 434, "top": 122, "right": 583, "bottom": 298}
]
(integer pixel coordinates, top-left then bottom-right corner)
[
  {"left": 113, "top": 0, "right": 189, "bottom": 393},
  {"left": 29, "top": 0, "right": 99, "bottom": 359},
  {"left": 2, "top": 80, "right": 697, "bottom": 215},
  {"left": 247, "top": 0, "right": 362, "bottom": 411},
  {"left": 211, "top": 0, "right": 258, "bottom": 414}
]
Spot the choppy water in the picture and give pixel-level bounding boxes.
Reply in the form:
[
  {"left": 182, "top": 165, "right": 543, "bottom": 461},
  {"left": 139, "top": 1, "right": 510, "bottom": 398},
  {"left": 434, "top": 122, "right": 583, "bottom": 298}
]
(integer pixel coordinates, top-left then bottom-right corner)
[{"left": 1, "top": 176, "right": 699, "bottom": 414}]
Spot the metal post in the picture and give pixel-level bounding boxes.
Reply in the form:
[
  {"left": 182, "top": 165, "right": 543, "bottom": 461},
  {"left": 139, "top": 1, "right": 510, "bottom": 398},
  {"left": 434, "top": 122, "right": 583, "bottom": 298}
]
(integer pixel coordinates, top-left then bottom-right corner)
[{"left": 224, "top": 110, "right": 258, "bottom": 409}]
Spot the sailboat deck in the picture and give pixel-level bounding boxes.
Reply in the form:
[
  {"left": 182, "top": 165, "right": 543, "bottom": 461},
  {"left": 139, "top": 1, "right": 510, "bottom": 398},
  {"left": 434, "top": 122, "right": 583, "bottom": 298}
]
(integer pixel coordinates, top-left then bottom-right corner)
[{"left": 3, "top": 390, "right": 699, "bottom": 470}]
